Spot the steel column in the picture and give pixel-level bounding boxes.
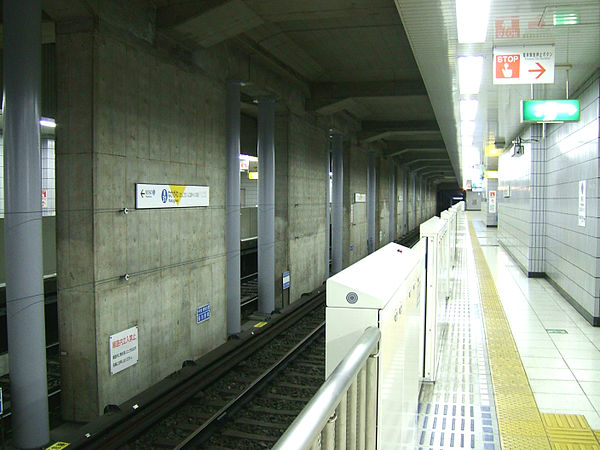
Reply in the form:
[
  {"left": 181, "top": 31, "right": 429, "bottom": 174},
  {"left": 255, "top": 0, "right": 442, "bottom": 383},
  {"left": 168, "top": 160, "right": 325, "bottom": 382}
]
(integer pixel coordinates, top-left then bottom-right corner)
[
  {"left": 331, "top": 134, "right": 343, "bottom": 274},
  {"left": 367, "top": 153, "right": 376, "bottom": 254},
  {"left": 257, "top": 98, "right": 276, "bottom": 314},
  {"left": 226, "top": 81, "right": 241, "bottom": 335},
  {"left": 389, "top": 166, "right": 396, "bottom": 242},
  {"left": 3, "top": 0, "right": 50, "bottom": 446}
]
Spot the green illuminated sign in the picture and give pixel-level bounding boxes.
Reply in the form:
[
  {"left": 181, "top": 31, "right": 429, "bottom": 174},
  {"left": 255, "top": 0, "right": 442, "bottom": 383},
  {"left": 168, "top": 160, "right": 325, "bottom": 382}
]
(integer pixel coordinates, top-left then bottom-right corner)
[{"left": 521, "top": 99, "right": 580, "bottom": 123}]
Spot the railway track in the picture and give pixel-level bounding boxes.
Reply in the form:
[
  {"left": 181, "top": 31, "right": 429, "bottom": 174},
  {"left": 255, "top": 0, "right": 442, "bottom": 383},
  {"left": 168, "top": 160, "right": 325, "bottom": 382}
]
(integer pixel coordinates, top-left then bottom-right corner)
[{"left": 64, "top": 290, "right": 325, "bottom": 449}]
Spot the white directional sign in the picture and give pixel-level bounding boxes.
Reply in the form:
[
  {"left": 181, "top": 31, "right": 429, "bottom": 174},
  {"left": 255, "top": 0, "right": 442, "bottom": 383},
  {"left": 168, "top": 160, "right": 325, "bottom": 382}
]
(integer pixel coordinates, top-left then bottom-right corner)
[
  {"left": 493, "top": 45, "right": 555, "bottom": 85},
  {"left": 136, "top": 184, "right": 209, "bottom": 209}
]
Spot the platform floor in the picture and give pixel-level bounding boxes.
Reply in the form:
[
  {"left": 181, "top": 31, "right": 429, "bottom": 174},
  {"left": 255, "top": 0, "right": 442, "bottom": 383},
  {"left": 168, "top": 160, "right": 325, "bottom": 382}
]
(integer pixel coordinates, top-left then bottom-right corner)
[{"left": 416, "top": 210, "right": 600, "bottom": 449}]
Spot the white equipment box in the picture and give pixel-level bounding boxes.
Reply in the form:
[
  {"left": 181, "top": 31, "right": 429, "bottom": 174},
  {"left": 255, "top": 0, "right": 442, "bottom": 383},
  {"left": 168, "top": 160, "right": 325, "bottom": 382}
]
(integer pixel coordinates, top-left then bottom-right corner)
[
  {"left": 326, "top": 243, "right": 424, "bottom": 449},
  {"left": 420, "top": 217, "right": 449, "bottom": 382}
]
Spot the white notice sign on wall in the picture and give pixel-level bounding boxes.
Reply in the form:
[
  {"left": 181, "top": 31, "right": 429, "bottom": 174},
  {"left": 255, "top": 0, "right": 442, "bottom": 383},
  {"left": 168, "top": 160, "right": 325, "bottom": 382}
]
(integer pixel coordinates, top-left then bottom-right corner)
[
  {"left": 136, "top": 184, "right": 209, "bottom": 209},
  {"left": 578, "top": 181, "right": 586, "bottom": 227},
  {"left": 110, "top": 326, "right": 138, "bottom": 375},
  {"left": 489, "top": 191, "right": 497, "bottom": 214}
]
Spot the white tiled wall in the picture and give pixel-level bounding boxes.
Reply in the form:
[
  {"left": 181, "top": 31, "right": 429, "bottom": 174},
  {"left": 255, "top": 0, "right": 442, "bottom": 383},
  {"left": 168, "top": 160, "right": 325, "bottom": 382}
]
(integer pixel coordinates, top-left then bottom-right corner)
[
  {"left": 0, "top": 135, "right": 56, "bottom": 218},
  {"left": 499, "top": 74, "right": 600, "bottom": 321},
  {"left": 498, "top": 132, "right": 533, "bottom": 273},
  {"left": 529, "top": 124, "right": 545, "bottom": 273},
  {"left": 544, "top": 76, "right": 600, "bottom": 319}
]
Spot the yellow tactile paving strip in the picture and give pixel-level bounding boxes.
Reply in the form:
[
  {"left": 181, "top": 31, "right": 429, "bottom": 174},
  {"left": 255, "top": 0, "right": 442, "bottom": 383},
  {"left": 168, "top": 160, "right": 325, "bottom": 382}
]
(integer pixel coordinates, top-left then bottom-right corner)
[{"left": 467, "top": 218, "right": 600, "bottom": 449}]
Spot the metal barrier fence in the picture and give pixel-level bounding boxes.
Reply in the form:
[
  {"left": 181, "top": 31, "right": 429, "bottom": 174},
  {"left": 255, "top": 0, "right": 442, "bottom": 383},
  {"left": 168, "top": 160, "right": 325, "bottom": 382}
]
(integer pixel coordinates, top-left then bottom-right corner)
[{"left": 272, "top": 327, "right": 380, "bottom": 450}]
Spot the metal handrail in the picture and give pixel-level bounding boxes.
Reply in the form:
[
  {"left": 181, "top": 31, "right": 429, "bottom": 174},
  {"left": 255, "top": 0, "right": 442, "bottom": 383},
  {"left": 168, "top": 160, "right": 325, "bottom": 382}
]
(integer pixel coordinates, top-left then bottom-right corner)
[{"left": 272, "top": 326, "right": 381, "bottom": 450}]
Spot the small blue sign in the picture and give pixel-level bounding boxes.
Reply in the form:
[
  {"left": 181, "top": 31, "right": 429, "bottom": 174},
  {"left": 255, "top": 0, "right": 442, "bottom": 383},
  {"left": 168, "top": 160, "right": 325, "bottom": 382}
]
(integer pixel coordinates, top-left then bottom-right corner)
[
  {"left": 161, "top": 189, "right": 168, "bottom": 203},
  {"left": 282, "top": 271, "right": 290, "bottom": 290},
  {"left": 0, "top": 387, "right": 3, "bottom": 415},
  {"left": 196, "top": 304, "right": 210, "bottom": 324},
  {"left": 350, "top": 244, "right": 354, "bottom": 251}
]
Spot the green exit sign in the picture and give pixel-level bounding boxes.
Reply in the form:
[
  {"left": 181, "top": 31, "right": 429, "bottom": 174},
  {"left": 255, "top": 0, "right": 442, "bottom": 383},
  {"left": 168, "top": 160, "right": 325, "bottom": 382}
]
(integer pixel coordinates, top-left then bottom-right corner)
[{"left": 521, "top": 99, "right": 580, "bottom": 123}]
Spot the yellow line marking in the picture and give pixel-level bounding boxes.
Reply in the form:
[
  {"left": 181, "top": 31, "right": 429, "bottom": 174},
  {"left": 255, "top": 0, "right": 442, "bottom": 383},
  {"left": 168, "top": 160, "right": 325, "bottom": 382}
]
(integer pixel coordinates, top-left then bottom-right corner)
[
  {"left": 45, "top": 443, "right": 70, "bottom": 450},
  {"left": 254, "top": 321, "right": 268, "bottom": 328},
  {"left": 468, "top": 217, "right": 600, "bottom": 449}
]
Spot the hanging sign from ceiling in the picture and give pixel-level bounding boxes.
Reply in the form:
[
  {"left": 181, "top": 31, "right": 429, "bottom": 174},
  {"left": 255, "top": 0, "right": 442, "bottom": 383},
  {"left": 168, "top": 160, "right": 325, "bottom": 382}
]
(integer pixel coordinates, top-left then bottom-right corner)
[
  {"left": 521, "top": 99, "right": 580, "bottom": 122},
  {"left": 493, "top": 45, "right": 555, "bottom": 85}
]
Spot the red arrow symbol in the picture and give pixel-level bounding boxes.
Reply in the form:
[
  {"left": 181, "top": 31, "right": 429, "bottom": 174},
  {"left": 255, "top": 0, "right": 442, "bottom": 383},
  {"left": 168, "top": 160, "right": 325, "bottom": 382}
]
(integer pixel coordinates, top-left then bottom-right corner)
[{"left": 528, "top": 62, "right": 546, "bottom": 79}]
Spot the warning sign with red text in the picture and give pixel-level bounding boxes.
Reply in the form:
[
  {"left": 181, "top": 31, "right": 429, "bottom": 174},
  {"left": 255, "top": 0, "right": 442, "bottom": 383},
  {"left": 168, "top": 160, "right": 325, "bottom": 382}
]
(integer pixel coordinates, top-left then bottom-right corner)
[
  {"left": 493, "top": 45, "right": 554, "bottom": 85},
  {"left": 109, "top": 326, "right": 138, "bottom": 374}
]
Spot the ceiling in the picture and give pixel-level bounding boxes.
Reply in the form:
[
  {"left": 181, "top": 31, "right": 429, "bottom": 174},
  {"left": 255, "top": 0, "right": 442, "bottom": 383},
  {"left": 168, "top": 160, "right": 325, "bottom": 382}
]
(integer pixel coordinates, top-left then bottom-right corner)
[
  {"left": 395, "top": 0, "right": 600, "bottom": 185},
  {"left": 40, "top": 0, "right": 600, "bottom": 188}
]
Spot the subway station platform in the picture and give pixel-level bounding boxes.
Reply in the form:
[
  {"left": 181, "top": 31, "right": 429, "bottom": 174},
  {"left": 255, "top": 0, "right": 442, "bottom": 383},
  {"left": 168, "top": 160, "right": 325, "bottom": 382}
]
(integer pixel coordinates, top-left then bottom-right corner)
[{"left": 415, "top": 210, "right": 600, "bottom": 449}]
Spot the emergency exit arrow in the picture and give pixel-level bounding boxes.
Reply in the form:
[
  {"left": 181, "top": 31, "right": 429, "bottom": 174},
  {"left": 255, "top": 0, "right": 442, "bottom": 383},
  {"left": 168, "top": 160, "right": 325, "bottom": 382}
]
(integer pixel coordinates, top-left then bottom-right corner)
[{"left": 528, "top": 62, "right": 546, "bottom": 79}]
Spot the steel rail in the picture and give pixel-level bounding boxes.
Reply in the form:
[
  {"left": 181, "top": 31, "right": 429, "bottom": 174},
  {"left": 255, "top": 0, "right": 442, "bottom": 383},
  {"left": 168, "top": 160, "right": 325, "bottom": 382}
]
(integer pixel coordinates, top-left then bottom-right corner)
[{"left": 67, "top": 290, "right": 325, "bottom": 449}]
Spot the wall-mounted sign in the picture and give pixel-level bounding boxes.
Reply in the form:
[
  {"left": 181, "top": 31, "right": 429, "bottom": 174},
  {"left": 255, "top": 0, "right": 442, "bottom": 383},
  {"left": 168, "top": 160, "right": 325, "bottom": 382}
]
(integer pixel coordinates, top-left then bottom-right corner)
[
  {"left": 521, "top": 99, "right": 580, "bottom": 122},
  {"left": 354, "top": 193, "right": 366, "bottom": 203},
  {"left": 495, "top": 17, "right": 520, "bottom": 39},
  {"left": 282, "top": 271, "right": 290, "bottom": 290},
  {"left": 240, "top": 158, "right": 249, "bottom": 171},
  {"left": 485, "top": 170, "right": 499, "bottom": 179},
  {"left": 135, "top": 184, "right": 209, "bottom": 209},
  {"left": 197, "top": 304, "right": 210, "bottom": 324},
  {"left": 248, "top": 171, "right": 259, "bottom": 180},
  {"left": 493, "top": 45, "right": 555, "bottom": 85},
  {"left": 110, "top": 326, "right": 138, "bottom": 375},
  {"left": 489, "top": 191, "right": 497, "bottom": 214},
  {"left": 578, "top": 180, "right": 586, "bottom": 227}
]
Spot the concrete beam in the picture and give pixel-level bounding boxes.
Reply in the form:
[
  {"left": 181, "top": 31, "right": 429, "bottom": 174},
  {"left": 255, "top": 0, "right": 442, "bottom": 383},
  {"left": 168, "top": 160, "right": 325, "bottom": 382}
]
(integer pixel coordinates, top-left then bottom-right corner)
[
  {"left": 157, "top": 0, "right": 231, "bottom": 28},
  {"left": 385, "top": 141, "right": 446, "bottom": 157},
  {"left": 360, "top": 120, "right": 439, "bottom": 142},
  {"left": 307, "top": 80, "right": 427, "bottom": 113}
]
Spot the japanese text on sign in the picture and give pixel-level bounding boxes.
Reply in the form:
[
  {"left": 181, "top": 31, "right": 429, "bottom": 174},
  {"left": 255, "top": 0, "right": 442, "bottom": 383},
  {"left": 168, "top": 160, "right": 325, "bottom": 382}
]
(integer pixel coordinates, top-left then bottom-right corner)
[
  {"left": 109, "top": 326, "right": 138, "bottom": 375},
  {"left": 197, "top": 304, "right": 210, "bottom": 324}
]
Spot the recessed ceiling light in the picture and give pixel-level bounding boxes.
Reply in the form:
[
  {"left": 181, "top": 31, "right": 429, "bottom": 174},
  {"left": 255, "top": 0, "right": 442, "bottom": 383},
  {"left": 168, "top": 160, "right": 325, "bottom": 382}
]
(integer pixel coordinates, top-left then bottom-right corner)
[
  {"left": 458, "top": 56, "right": 484, "bottom": 95},
  {"left": 456, "top": 0, "right": 491, "bottom": 43}
]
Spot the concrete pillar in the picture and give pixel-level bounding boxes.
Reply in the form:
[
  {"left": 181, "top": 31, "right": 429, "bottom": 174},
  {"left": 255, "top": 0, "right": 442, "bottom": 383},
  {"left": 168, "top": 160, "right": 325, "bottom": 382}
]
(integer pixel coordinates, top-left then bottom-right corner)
[
  {"left": 331, "top": 134, "right": 343, "bottom": 274},
  {"left": 3, "top": 0, "right": 50, "bottom": 446},
  {"left": 402, "top": 168, "right": 408, "bottom": 234},
  {"left": 257, "top": 98, "right": 276, "bottom": 314},
  {"left": 367, "top": 152, "right": 376, "bottom": 253},
  {"left": 419, "top": 176, "right": 423, "bottom": 223},
  {"left": 412, "top": 172, "right": 417, "bottom": 230},
  {"left": 226, "top": 81, "right": 241, "bottom": 335},
  {"left": 389, "top": 165, "right": 396, "bottom": 242}
]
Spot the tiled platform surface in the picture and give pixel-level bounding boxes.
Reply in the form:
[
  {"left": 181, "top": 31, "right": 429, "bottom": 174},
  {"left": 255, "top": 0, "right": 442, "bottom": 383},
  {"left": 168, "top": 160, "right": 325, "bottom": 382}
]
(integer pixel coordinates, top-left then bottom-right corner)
[
  {"left": 471, "top": 212, "right": 600, "bottom": 430},
  {"left": 416, "top": 212, "right": 501, "bottom": 449},
  {"left": 416, "top": 210, "right": 600, "bottom": 449}
]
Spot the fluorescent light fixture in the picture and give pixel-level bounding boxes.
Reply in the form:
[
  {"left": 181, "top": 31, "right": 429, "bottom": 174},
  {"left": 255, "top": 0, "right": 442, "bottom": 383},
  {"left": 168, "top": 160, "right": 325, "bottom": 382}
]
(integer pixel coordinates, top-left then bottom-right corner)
[
  {"left": 460, "top": 99, "right": 479, "bottom": 121},
  {"left": 456, "top": 0, "right": 491, "bottom": 43},
  {"left": 461, "top": 121, "right": 476, "bottom": 138},
  {"left": 39, "top": 117, "right": 56, "bottom": 128},
  {"left": 458, "top": 56, "right": 484, "bottom": 95}
]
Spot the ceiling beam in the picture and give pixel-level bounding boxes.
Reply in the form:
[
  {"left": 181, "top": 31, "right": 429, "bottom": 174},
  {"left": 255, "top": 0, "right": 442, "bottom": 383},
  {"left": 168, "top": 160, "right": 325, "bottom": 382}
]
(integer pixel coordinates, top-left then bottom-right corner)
[
  {"left": 360, "top": 120, "right": 439, "bottom": 142},
  {"left": 156, "top": 0, "right": 231, "bottom": 28},
  {"left": 399, "top": 155, "right": 450, "bottom": 166},
  {"left": 385, "top": 141, "right": 446, "bottom": 157},
  {"left": 307, "top": 80, "right": 427, "bottom": 113}
]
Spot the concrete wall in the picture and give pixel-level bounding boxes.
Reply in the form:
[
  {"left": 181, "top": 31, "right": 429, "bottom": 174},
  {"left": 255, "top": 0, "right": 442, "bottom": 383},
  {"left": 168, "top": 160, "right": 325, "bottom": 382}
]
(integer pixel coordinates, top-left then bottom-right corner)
[
  {"left": 286, "top": 113, "right": 328, "bottom": 303},
  {"left": 377, "top": 157, "right": 392, "bottom": 246},
  {"left": 544, "top": 75, "right": 600, "bottom": 321},
  {"left": 57, "top": 27, "right": 228, "bottom": 420},
  {"left": 344, "top": 142, "right": 368, "bottom": 266}
]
